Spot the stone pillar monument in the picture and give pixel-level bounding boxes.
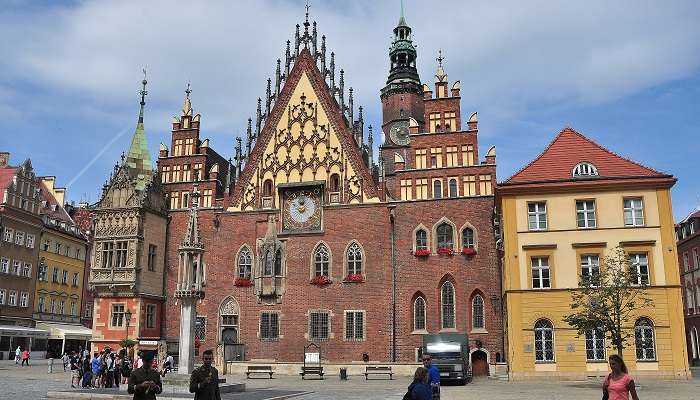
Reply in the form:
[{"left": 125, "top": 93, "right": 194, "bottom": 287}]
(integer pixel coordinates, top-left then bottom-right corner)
[{"left": 174, "top": 183, "right": 205, "bottom": 375}]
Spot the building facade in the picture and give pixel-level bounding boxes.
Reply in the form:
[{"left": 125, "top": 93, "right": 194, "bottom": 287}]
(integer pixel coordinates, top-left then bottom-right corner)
[
  {"left": 0, "top": 152, "right": 47, "bottom": 357},
  {"left": 35, "top": 177, "right": 91, "bottom": 357},
  {"left": 498, "top": 128, "right": 689, "bottom": 379},
  {"left": 67, "top": 203, "right": 95, "bottom": 329},
  {"left": 153, "top": 12, "right": 502, "bottom": 375},
  {"left": 676, "top": 208, "right": 700, "bottom": 367},
  {"left": 88, "top": 80, "right": 168, "bottom": 356}
]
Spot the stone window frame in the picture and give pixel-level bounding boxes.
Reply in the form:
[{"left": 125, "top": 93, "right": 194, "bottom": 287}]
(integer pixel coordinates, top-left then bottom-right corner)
[
  {"left": 448, "top": 177, "right": 459, "bottom": 198},
  {"left": 527, "top": 201, "right": 548, "bottom": 231},
  {"left": 235, "top": 245, "right": 254, "bottom": 279},
  {"left": 218, "top": 296, "right": 241, "bottom": 343},
  {"left": 575, "top": 199, "right": 597, "bottom": 229},
  {"left": 307, "top": 309, "right": 333, "bottom": 341},
  {"left": 343, "top": 309, "right": 366, "bottom": 341},
  {"left": 110, "top": 303, "right": 126, "bottom": 328},
  {"left": 8, "top": 290, "right": 17, "bottom": 306},
  {"left": 0, "top": 257, "right": 8, "bottom": 274},
  {"left": 3, "top": 227, "right": 13, "bottom": 243},
  {"left": 146, "top": 304, "right": 157, "bottom": 329},
  {"left": 459, "top": 222, "right": 478, "bottom": 251},
  {"left": 623, "top": 197, "right": 645, "bottom": 227},
  {"left": 432, "top": 178, "right": 443, "bottom": 199},
  {"left": 471, "top": 293, "right": 486, "bottom": 332},
  {"left": 19, "top": 291, "right": 29, "bottom": 308},
  {"left": 195, "top": 315, "right": 207, "bottom": 341},
  {"left": 310, "top": 241, "right": 332, "bottom": 279},
  {"left": 344, "top": 241, "right": 364, "bottom": 278},
  {"left": 413, "top": 224, "right": 430, "bottom": 253},
  {"left": 258, "top": 311, "right": 281, "bottom": 341},
  {"left": 413, "top": 295, "right": 427, "bottom": 333},
  {"left": 25, "top": 234, "right": 34, "bottom": 249},
  {"left": 432, "top": 217, "right": 457, "bottom": 253}
]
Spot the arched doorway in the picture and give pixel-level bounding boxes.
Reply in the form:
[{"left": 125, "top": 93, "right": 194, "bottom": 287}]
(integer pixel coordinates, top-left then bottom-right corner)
[
  {"left": 471, "top": 350, "right": 489, "bottom": 377},
  {"left": 219, "top": 297, "right": 243, "bottom": 361}
]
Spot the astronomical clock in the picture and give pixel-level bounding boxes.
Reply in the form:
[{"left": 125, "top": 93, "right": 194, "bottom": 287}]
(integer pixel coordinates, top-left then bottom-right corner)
[
  {"left": 388, "top": 120, "right": 411, "bottom": 146},
  {"left": 281, "top": 184, "right": 323, "bottom": 233}
]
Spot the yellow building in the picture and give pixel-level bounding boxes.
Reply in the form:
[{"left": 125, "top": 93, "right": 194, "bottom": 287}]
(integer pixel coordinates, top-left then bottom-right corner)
[
  {"left": 497, "top": 128, "right": 689, "bottom": 380},
  {"left": 34, "top": 177, "right": 91, "bottom": 357}
]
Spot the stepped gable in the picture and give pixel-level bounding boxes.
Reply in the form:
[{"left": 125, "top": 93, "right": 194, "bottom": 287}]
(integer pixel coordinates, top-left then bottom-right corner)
[
  {"left": 503, "top": 127, "right": 671, "bottom": 185},
  {"left": 230, "top": 48, "right": 378, "bottom": 207}
]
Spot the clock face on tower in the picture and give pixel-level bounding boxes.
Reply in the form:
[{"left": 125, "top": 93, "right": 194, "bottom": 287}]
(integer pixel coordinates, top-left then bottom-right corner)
[
  {"left": 281, "top": 186, "right": 322, "bottom": 233},
  {"left": 389, "top": 120, "right": 411, "bottom": 146}
]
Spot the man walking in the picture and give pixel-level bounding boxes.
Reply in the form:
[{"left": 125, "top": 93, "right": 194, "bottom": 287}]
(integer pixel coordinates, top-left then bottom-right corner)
[
  {"left": 15, "top": 346, "right": 21, "bottom": 365},
  {"left": 421, "top": 353, "right": 441, "bottom": 399},
  {"left": 127, "top": 352, "right": 162, "bottom": 400},
  {"left": 62, "top": 352, "right": 70, "bottom": 371},
  {"left": 69, "top": 351, "right": 81, "bottom": 389},
  {"left": 189, "top": 349, "right": 220, "bottom": 400}
]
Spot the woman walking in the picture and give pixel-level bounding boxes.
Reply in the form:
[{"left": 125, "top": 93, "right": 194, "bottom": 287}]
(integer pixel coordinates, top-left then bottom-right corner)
[
  {"left": 20, "top": 349, "right": 30, "bottom": 366},
  {"left": 405, "top": 367, "right": 432, "bottom": 400},
  {"left": 603, "top": 354, "right": 639, "bottom": 400}
]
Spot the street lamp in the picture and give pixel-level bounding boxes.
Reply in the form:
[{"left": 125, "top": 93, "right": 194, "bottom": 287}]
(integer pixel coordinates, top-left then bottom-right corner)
[{"left": 125, "top": 309, "right": 132, "bottom": 338}]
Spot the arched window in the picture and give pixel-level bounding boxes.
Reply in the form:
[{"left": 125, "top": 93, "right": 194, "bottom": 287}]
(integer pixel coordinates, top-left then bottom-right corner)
[
  {"left": 415, "top": 229, "right": 428, "bottom": 251},
  {"left": 346, "top": 242, "right": 362, "bottom": 275},
  {"left": 219, "top": 297, "right": 240, "bottom": 344},
  {"left": 462, "top": 227, "right": 475, "bottom": 249},
  {"left": 441, "top": 282, "right": 455, "bottom": 329},
  {"left": 329, "top": 174, "right": 340, "bottom": 192},
  {"left": 635, "top": 318, "right": 656, "bottom": 361},
  {"left": 572, "top": 162, "right": 598, "bottom": 178},
  {"left": 262, "top": 179, "right": 273, "bottom": 196},
  {"left": 437, "top": 223, "right": 454, "bottom": 250},
  {"left": 414, "top": 297, "right": 426, "bottom": 331},
  {"left": 472, "top": 295, "right": 484, "bottom": 329},
  {"left": 263, "top": 250, "right": 273, "bottom": 276},
  {"left": 433, "top": 180, "right": 442, "bottom": 199},
  {"left": 534, "top": 319, "right": 554, "bottom": 362},
  {"left": 274, "top": 249, "right": 283, "bottom": 276},
  {"left": 237, "top": 247, "right": 252, "bottom": 279},
  {"left": 314, "top": 244, "right": 330, "bottom": 277},
  {"left": 448, "top": 179, "right": 458, "bottom": 198}
]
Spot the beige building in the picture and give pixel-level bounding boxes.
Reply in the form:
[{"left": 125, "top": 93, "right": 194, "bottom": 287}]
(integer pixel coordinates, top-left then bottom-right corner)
[{"left": 498, "top": 128, "right": 689, "bottom": 380}]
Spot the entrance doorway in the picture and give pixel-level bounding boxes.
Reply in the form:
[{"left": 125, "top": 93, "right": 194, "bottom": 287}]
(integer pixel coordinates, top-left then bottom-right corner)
[{"left": 471, "top": 350, "right": 489, "bottom": 376}]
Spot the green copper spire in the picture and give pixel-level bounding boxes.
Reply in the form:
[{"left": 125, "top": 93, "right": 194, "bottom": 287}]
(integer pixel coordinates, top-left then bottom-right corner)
[{"left": 125, "top": 69, "right": 154, "bottom": 191}]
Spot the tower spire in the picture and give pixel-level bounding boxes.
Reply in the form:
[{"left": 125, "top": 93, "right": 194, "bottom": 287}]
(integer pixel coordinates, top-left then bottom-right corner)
[
  {"left": 435, "top": 49, "right": 448, "bottom": 82},
  {"left": 138, "top": 68, "right": 147, "bottom": 123},
  {"left": 399, "top": 0, "right": 406, "bottom": 26}
]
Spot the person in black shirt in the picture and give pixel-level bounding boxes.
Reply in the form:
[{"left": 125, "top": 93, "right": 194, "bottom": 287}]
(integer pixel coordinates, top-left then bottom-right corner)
[{"left": 69, "top": 351, "right": 81, "bottom": 389}]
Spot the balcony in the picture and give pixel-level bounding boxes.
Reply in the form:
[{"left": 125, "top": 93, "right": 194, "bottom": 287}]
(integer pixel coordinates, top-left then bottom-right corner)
[{"left": 89, "top": 267, "right": 136, "bottom": 288}]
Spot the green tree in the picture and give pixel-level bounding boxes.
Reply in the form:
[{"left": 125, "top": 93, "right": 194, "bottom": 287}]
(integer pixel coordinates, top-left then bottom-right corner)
[{"left": 563, "top": 246, "right": 654, "bottom": 356}]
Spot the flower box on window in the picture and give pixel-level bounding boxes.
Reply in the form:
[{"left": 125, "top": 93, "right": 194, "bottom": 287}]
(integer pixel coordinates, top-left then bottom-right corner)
[
  {"left": 310, "top": 275, "right": 332, "bottom": 285},
  {"left": 346, "top": 273, "right": 364, "bottom": 282},
  {"left": 461, "top": 247, "right": 477, "bottom": 256},
  {"left": 414, "top": 249, "right": 430, "bottom": 257},
  {"left": 234, "top": 277, "right": 253, "bottom": 287},
  {"left": 194, "top": 339, "right": 201, "bottom": 348},
  {"left": 437, "top": 247, "right": 454, "bottom": 256}
]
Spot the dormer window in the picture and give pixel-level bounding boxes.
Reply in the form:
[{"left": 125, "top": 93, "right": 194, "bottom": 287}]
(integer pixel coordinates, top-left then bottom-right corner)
[{"left": 572, "top": 162, "right": 598, "bottom": 178}]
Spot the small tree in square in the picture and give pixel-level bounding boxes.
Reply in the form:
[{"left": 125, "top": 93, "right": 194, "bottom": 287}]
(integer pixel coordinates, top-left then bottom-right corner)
[{"left": 563, "top": 246, "right": 654, "bottom": 356}]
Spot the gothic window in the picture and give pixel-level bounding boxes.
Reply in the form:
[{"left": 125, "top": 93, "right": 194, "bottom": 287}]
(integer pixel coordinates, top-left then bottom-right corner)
[
  {"left": 534, "top": 319, "right": 555, "bottom": 362},
  {"left": 237, "top": 247, "right": 252, "bottom": 279},
  {"left": 462, "top": 227, "right": 475, "bottom": 249},
  {"left": 414, "top": 296, "right": 426, "bottom": 331},
  {"left": 448, "top": 178, "right": 458, "bottom": 198},
  {"left": 313, "top": 243, "right": 330, "bottom": 277},
  {"left": 346, "top": 242, "right": 362, "bottom": 275},
  {"left": 635, "top": 317, "right": 656, "bottom": 361},
  {"left": 433, "top": 180, "right": 442, "bottom": 199},
  {"left": 415, "top": 229, "right": 428, "bottom": 251},
  {"left": 274, "top": 249, "right": 283, "bottom": 276},
  {"left": 441, "top": 281, "right": 456, "bottom": 329},
  {"left": 220, "top": 297, "right": 240, "bottom": 344},
  {"left": 263, "top": 179, "right": 273, "bottom": 197},
  {"left": 330, "top": 174, "right": 340, "bottom": 192},
  {"left": 472, "top": 295, "right": 484, "bottom": 330},
  {"left": 114, "top": 241, "right": 128, "bottom": 268},
  {"left": 264, "top": 250, "right": 274, "bottom": 276},
  {"left": 436, "top": 223, "right": 454, "bottom": 250}
]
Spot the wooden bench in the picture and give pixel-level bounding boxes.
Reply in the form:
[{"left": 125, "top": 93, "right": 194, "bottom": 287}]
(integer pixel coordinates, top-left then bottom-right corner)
[
  {"left": 300, "top": 366, "right": 324, "bottom": 379},
  {"left": 364, "top": 366, "right": 393, "bottom": 380},
  {"left": 246, "top": 365, "right": 274, "bottom": 379}
]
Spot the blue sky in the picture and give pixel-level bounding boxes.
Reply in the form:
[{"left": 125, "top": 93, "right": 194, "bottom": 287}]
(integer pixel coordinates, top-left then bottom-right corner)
[{"left": 1, "top": 0, "right": 699, "bottom": 220}]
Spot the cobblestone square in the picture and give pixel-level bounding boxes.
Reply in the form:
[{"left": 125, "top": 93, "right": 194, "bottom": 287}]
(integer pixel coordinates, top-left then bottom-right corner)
[{"left": 1, "top": 361, "right": 698, "bottom": 400}]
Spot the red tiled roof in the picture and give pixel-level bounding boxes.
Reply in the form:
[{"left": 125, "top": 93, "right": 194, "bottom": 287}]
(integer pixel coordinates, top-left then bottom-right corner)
[
  {"left": 503, "top": 127, "right": 670, "bottom": 185},
  {"left": 38, "top": 180, "right": 73, "bottom": 224},
  {"left": 0, "top": 167, "right": 17, "bottom": 197}
]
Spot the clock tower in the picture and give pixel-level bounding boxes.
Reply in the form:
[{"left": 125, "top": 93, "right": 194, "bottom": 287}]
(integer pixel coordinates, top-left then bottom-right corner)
[{"left": 380, "top": 4, "right": 424, "bottom": 146}]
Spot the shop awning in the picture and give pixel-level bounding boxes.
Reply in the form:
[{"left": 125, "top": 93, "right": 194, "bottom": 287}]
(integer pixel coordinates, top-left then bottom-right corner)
[
  {"left": 0, "top": 325, "right": 50, "bottom": 338},
  {"left": 35, "top": 323, "right": 92, "bottom": 340}
]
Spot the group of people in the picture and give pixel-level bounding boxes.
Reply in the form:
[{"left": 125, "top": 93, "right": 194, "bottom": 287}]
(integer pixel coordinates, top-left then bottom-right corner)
[
  {"left": 65, "top": 348, "right": 135, "bottom": 390},
  {"left": 13, "top": 346, "right": 30, "bottom": 366}
]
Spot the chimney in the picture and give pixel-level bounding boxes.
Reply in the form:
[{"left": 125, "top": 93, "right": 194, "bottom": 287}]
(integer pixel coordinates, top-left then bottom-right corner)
[{"left": 0, "top": 152, "right": 8, "bottom": 168}]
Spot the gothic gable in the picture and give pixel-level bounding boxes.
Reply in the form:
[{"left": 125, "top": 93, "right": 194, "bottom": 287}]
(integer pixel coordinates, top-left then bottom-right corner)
[
  {"left": 98, "top": 166, "right": 165, "bottom": 212},
  {"left": 229, "top": 50, "right": 378, "bottom": 211}
]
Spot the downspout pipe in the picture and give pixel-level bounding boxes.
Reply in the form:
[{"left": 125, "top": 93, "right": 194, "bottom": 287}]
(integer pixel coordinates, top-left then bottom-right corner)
[{"left": 389, "top": 205, "right": 397, "bottom": 362}]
